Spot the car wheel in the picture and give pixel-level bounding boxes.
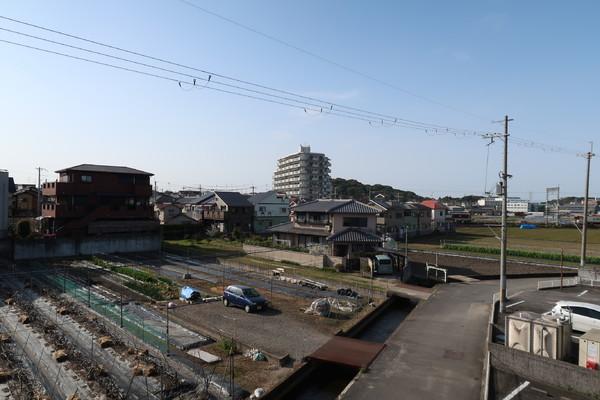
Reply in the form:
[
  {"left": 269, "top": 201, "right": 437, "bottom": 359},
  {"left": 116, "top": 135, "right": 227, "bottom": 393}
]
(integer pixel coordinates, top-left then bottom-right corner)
[
  {"left": 244, "top": 305, "right": 251, "bottom": 313},
  {"left": 223, "top": 299, "right": 229, "bottom": 307}
]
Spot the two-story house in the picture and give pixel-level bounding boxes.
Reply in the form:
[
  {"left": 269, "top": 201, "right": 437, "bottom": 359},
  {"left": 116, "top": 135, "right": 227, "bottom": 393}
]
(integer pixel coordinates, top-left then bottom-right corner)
[
  {"left": 369, "top": 199, "right": 433, "bottom": 239},
  {"left": 248, "top": 191, "right": 289, "bottom": 234},
  {"left": 41, "top": 164, "right": 158, "bottom": 237},
  {"left": 421, "top": 199, "right": 452, "bottom": 232},
  {"left": 269, "top": 199, "right": 381, "bottom": 258},
  {"left": 182, "top": 191, "right": 253, "bottom": 234}
]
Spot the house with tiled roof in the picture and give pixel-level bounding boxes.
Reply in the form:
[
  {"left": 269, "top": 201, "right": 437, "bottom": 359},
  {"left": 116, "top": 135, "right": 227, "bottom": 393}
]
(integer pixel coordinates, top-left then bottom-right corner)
[
  {"left": 369, "top": 200, "right": 433, "bottom": 239},
  {"left": 420, "top": 199, "right": 452, "bottom": 232},
  {"left": 268, "top": 199, "right": 381, "bottom": 262},
  {"left": 181, "top": 191, "right": 253, "bottom": 234}
]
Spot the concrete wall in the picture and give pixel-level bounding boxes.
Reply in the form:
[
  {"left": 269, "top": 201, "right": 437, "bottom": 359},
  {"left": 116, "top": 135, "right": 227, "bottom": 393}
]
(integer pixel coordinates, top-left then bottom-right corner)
[
  {"left": 489, "top": 342, "right": 600, "bottom": 399},
  {"left": 243, "top": 244, "right": 343, "bottom": 268},
  {"left": 13, "top": 232, "right": 161, "bottom": 260}
]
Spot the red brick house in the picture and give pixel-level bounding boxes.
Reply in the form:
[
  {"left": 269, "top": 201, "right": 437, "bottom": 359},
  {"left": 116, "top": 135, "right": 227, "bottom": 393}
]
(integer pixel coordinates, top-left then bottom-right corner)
[{"left": 41, "top": 164, "right": 158, "bottom": 237}]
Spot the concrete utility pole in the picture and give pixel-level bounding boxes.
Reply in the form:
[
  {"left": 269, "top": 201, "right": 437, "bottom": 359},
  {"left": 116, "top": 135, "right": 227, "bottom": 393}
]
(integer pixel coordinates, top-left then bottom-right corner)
[
  {"left": 484, "top": 115, "right": 512, "bottom": 313},
  {"left": 36, "top": 167, "right": 44, "bottom": 217},
  {"left": 499, "top": 115, "right": 512, "bottom": 313},
  {"left": 580, "top": 142, "right": 595, "bottom": 268}
]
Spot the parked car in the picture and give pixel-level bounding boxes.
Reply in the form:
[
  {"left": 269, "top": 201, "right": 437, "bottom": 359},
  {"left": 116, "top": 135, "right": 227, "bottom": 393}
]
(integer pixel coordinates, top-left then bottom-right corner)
[
  {"left": 547, "top": 301, "right": 600, "bottom": 332},
  {"left": 223, "top": 285, "right": 268, "bottom": 313}
]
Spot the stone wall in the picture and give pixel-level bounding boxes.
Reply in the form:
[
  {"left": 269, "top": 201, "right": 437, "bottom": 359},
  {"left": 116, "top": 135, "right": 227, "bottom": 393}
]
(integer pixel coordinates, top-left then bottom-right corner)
[{"left": 13, "top": 232, "right": 161, "bottom": 260}]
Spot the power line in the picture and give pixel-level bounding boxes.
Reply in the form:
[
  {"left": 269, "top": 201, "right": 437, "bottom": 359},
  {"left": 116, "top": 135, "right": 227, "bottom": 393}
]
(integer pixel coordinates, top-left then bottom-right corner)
[
  {"left": 0, "top": 15, "right": 590, "bottom": 156},
  {"left": 175, "top": 0, "right": 492, "bottom": 121},
  {"left": 0, "top": 15, "right": 487, "bottom": 135}
]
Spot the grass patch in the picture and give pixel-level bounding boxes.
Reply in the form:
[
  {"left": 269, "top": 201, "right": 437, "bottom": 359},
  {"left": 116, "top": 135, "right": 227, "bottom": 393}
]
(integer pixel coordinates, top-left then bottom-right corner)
[
  {"left": 90, "top": 257, "right": 177, "bottom": 299},
  {"left": 442, "top": 243, "right": 600, "bottom": 265},
  {"left": 217, "top": 337, "right": 238, "bottom": 354}
]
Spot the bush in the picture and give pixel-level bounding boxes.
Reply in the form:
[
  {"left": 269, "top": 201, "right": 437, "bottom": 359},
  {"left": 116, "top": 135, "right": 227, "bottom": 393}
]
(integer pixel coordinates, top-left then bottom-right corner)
[
  {"left": 113, "top": 266, "right": 157, "bottom": 283},
  {"left": 442, "top": 243, "right": 600, "bottom": 265},
  {"left": 124, "top": 281, "right": 164, "bottom": 300},
  {"left": 217, "top": 338, "right": 238, "bottom": 354}
]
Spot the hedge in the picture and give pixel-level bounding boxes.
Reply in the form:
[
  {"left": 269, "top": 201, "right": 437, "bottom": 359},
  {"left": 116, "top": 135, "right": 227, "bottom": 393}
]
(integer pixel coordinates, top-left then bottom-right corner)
[{"left": 442, "top": 243, "right": 600, "bottom": 265}]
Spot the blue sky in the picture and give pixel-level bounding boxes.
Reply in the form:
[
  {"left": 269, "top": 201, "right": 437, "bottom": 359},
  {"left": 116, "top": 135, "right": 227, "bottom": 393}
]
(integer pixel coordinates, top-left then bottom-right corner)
[{"left": 1, "top": 0, "right": 598, "bottom": 200}]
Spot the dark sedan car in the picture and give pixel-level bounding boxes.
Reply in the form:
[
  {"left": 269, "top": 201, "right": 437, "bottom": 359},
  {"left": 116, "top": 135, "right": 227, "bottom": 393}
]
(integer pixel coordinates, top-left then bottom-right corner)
[{"left": 223, "top": 285, "right": 268, "bottom": 313}]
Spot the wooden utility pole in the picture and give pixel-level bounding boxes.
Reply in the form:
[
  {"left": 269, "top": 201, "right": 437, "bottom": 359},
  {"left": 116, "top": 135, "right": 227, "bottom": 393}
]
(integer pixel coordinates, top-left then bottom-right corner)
[{"left": 580, "top": 143, "right": 595, "bottom": 268}]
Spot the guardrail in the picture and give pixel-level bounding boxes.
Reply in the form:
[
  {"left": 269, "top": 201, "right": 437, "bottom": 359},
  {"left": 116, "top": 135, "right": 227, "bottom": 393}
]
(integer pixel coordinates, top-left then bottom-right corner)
[{"left": 537, "top": 276, "right": 579, "bottom": 290}]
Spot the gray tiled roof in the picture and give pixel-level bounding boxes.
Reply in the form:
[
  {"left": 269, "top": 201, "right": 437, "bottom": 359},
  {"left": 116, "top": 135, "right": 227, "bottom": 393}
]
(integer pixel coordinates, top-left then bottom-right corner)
[
  {"left": 56, "top": 164, "right": 153, "bottom": 176},
  {"left": 268, "top": 222, "right": 329, "bottom": 236},
  {"left": 248, "top": 190, "right": 286, "bottom": 205},
  {"left": 294, "top": 199, "right": 378, "bottom": 214},
  {"left": 327, "top": 228, "right": 382, "bottom": 243},
  {"left": 215, "top": 191, "right": 253, "bottom": 208}
]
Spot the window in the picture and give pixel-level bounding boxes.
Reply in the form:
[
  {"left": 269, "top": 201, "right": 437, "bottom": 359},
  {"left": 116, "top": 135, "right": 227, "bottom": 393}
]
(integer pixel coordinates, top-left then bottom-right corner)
[
  {"left": 81, "top": 175, "right": 92, "bottom": 183},
  {"left": 259, "top": 206, "right": 266, "bottom": 213},
  {"left": 343, "top": 217, "right": 368, "bottom": 227},
  {"left": 395, "top": 213, "right": 402, "bottom": 219},
  {"left": 281, "top": 207, "right": 287, "bottom": 213},
  {"left": 404, "top": 211, "right": 412, "bottom": 217}
]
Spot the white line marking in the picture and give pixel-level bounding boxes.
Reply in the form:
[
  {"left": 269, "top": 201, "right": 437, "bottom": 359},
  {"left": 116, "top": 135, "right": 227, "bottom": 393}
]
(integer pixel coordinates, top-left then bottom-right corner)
[
  {"left": 505, "top": 300, "right": 525, "bottom": 309},
  {"left": 577, "top": 290, "right": 588, "bottom": 297},
  {"left": 503, "top": 381, "right": 530, "bottom": 400}
]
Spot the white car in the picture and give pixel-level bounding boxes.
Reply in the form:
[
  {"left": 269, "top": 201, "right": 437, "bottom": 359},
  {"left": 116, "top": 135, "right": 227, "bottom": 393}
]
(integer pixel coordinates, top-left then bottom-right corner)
[{"left": 548, "top": 301, "right": 600, "bottom": 332}]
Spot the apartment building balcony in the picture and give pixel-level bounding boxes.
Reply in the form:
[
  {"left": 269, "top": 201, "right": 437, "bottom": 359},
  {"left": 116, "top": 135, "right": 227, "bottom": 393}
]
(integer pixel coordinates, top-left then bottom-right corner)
[{"left": 42, "top": 181, "right": 152, "bottom": 197}]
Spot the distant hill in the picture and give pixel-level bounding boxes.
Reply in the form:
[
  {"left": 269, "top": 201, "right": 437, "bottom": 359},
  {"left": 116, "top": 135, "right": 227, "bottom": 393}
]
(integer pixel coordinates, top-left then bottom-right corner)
[{"left": 331, "top": 178, "right": 424, "bottom": 202}]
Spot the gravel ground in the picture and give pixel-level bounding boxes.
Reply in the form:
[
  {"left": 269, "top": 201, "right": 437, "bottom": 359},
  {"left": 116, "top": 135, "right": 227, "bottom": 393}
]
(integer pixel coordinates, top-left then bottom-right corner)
[{"left": 168, "top": 297, "right": 331, "bottom": 362}]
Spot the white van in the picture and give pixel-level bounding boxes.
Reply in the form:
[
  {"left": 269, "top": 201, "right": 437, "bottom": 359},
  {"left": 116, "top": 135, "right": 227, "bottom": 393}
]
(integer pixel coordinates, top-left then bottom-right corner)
[{"left": 548, "top": 301, "right": 600, "bottom": 333}]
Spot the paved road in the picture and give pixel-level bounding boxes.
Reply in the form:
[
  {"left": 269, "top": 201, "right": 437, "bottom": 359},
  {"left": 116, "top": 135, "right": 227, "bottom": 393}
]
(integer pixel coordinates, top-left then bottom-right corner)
[{"left": 341, "top": 279, "right": 539, "bottom": 400}]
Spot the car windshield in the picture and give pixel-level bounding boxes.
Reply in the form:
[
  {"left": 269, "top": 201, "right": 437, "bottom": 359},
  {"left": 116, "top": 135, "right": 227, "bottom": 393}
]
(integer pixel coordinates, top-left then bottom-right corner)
[{"left": 242, "top": 288, "right": 260, "bottom": 297}]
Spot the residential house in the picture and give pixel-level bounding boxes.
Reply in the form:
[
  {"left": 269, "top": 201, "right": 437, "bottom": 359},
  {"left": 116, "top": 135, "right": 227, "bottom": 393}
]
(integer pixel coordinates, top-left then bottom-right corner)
[
  {"left": 182, "top": 191, "right": 253, "bottom": 233},
  {"left": 446, "top": 205, "right": 471, "bottom": 224},
  {"left": 9, "top": 187, "right": 39, "bottom": 227},
  {"left": 369, "top": 200, "right": 433, "bottom": 239},
  {"left": 155, "top": 203, "right": 183, "bottom": 224},
  {"left": 41, "top": 164, "right": 158, "bottom": 237},
  {"left": 269, "top": 199, "right": 381, "bottom": 260},
  {"left": 248, "top": 191, "right": 290, "bottom": 234},
  {"left": 421, "top": 199, "right": 452, "bottom": 232}
]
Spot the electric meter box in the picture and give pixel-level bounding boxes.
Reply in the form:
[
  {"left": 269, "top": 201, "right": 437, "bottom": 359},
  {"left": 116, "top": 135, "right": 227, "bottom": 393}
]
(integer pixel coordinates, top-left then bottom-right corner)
[{"left": 579, "top": 329, "right": 600, "bottom": 370}]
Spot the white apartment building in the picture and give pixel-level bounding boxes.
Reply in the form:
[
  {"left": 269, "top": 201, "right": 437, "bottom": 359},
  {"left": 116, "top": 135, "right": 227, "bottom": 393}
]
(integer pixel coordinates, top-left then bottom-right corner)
[
  {"left": 0, "top": 170, "right": 8, "bottom": 238},
  {"left": 477, "top": 196, "right": 530, "bottom": 213},
  {"left": 273, "top": 146, "right": 332, "bottom": 200}
]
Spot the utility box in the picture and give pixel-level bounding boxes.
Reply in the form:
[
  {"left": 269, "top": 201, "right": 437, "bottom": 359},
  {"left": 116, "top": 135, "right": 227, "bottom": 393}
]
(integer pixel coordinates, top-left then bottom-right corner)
[
  {"left": 506, "top": 312, "right": 571, "bottom": 360},
  {"left": 579, "top": 329, "right": 600, "bottom": 370}
]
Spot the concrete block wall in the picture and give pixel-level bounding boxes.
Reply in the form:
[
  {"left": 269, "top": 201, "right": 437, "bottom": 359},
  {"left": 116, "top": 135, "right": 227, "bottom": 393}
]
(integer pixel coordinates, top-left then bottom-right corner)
[
  {"left": 489, "top": 342, "right": 600, "bottom": 398},
  {"left": 243, "top": 244, "right": 343, "bottom": 268},
  {"left": 13, "top": 232, "right": 161, "bottom": 260}
]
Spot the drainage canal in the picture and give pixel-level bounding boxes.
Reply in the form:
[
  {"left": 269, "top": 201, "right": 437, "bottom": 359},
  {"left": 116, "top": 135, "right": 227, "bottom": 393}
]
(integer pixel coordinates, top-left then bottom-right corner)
[{"left": 277, "top": 296, "right": 415, "bottom": 400}]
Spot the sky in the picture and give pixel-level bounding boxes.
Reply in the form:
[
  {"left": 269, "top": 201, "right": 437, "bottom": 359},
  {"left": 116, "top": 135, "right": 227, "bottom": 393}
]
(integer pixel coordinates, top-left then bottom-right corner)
[{"left": 1, "top": 0, "right": 598, "bottom": 201}]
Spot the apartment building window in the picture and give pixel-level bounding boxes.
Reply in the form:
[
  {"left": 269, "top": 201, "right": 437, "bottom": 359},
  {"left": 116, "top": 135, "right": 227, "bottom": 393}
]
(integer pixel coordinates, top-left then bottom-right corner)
[
  {"left": 404, "top": 211, "right": 412, "bottom": 217},
  {"left": 81, "top": 175, "right": 92, "bottom": 183},
  {"left": 281, "top": 207, "right": 287, "bottom": 213},
  {"left": 343, "top": 217, "right": 368, "bottom": 228}
]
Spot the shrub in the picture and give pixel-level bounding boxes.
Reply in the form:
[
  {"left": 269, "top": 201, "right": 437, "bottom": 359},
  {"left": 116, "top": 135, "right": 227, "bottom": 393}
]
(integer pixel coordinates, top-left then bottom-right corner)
[
  {"left": 217, "top": 338, "right": 238, "bottom": 354},
  {"left": 124, "top": 281, "right": 164, "bottom": 300}
]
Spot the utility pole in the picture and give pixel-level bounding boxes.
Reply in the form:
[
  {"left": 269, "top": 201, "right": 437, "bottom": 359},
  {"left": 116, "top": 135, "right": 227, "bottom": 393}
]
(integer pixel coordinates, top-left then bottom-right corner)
[
  {"left": 36, "top": 167, "right": 45, "bottom": 217},
  {"left": 580, "top": 142, "right": 595, "bottom": 268},
  {"left": 499, "top": 115, "right": 512, "bottom": 313},
  {"left": 484, "top": 115, "right": 512, "bottom": 313}
]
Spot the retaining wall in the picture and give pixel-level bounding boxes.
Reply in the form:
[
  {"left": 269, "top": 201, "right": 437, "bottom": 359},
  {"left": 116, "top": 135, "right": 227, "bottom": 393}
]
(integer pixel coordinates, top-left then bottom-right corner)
[
  {"left": 242, "top": 244, "right": 343, "bottom": 268},
  {"left": 489, "top": 342, "right": 600, "bottom": 399},
  {"left": 13, "top": 232, "right": 161, "bottom": 260}
]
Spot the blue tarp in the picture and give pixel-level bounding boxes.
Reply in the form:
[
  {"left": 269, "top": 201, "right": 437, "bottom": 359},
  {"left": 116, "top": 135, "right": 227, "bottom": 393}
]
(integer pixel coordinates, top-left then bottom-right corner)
[{"left": 519, "top": 224, "right": 538, "bottom": 230}]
